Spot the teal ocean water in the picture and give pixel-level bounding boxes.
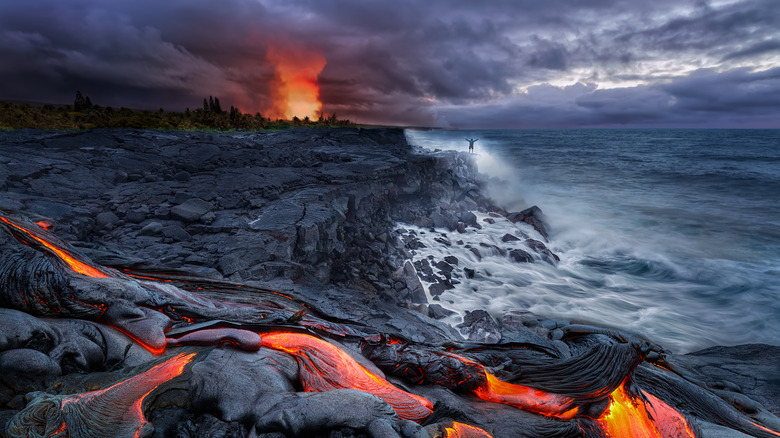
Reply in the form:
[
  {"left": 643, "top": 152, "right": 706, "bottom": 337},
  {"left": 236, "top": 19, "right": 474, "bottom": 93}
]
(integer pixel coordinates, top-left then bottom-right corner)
[{"left": 405, "top": 129, "right": 780, "bottom": 353}]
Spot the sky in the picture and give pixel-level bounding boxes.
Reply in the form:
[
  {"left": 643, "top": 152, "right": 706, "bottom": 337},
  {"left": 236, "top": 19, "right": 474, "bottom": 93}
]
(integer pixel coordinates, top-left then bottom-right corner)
[{"left": 0, "top": 0, "right": 778, "bottom": 128}]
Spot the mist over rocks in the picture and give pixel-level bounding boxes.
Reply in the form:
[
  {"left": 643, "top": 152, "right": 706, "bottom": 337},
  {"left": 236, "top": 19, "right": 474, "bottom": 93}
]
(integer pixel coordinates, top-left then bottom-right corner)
[{"left": 0, "top": 128, "right": 778, "bottom": 437}]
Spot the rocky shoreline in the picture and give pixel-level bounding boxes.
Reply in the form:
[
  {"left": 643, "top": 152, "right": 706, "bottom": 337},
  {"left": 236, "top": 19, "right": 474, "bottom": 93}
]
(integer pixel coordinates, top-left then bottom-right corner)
[{"left": 1, "top": 127, "right": 778, "bottom": 437}]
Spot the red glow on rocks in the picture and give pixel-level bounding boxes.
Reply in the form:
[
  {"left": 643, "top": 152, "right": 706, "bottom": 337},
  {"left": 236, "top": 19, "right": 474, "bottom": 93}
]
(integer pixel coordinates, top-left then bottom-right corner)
[
  {"left": 60, "top": 352, "right": 195, "bottom": 437},
  {"left": 596, "top": 383, "right": 695, "bottom": 438},
  {"left": 443, "top": 421, "right": 494, "bottom": 438},
  {"left": 473, "top": 371, "right": 578, "bottom": 420},
  {"left": 112, "top": 326, "right": 167, "bottom": 356},
  {"left": 753, "top": 422, "right": 780, "bottom": 436},
  {"left": 266, "top": 42, "right": 326, "bottom": 120},
  {"left": 1, "top": 216, "right": 109, "bottom": 278},
  {"left": 261, "top": 331, "right": 433, "bottom": 422},
  {"left": 35, "top": 220, "right": 53, "bottom": 230}
]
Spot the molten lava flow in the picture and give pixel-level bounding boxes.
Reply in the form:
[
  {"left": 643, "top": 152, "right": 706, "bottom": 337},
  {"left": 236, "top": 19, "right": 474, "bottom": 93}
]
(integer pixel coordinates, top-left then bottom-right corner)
[
  {"left": 7, "top": 353, "right": 196, "bottom": 438},
  {"left": 596, "top": 383, "right": 695, "bottom": 438},
  {"left": 35, "top": 220, "right": 53, "bottom": 230},
  {"left": 753, "top": 422, "right": 780, "bottom": 436},
  {"left": 442, "top": 421, "right": 494, "bottom": 438},
  {"left": 473, "top": 371, "right": 579, "bottom": 420},
  {"left": 266, "top": 42, "right": 326, "bottom": 120},
  {"left": 1, "top": 216, "right": 109, "bottom": 278},
  {"left": 261, "top": 331, "right": 433, "bottom": 422}
]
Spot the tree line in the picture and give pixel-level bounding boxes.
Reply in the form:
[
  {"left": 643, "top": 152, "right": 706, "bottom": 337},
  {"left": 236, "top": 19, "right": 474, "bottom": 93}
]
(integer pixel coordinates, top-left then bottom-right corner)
[{"left": 0, "top": 91, "right": 353, "bottom": 131}]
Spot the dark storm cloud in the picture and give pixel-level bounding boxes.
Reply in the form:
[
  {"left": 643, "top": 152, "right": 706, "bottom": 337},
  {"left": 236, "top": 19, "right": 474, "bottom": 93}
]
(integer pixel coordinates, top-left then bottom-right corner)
[
  {"left": 0, "top": 0, "right": 777, "bottom": 127},
  {"left": 439, "top": 67, "right": 780, "bottom": 128}
]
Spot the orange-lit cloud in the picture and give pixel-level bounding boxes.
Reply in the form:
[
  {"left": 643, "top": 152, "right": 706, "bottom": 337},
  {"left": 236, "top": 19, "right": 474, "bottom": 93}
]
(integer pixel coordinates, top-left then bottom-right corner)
[{"left": 266, "top": 42, "right": 326, "bottom": 120}]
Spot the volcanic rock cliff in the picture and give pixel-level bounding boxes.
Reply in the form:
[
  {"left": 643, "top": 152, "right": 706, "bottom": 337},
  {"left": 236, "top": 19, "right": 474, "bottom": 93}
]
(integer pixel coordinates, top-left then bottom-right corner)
[{"left": 0, "top": 128, "right": 778, "bottom": 438}]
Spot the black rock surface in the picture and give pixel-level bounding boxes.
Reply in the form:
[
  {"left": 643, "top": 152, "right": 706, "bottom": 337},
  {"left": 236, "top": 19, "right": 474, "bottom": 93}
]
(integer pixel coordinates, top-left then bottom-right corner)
[{"left": 0, "top": 128, "right": 778, "bottom": 438}]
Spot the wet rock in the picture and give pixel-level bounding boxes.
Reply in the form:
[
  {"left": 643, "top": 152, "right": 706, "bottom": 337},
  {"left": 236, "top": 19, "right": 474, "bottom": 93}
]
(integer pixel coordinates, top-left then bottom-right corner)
[
  {"left": 428, "top": 283, "right": 446, "bottom": 297},
  {"left": 459, "top": 211, "right": 477, "bottom": 227},
  {"left": 403, "top": 261, "right": 428, "bottom": 304},
  {"left": 434, "top": 261, "right": 453, "bottom": 274},
  {"left": 501, "top": 233, "right": 521, "bottom": 242},
  {"left": 444, "top": 256, "right": 459, "bottom": 265},
  {"left": 509, "top": 249, "right": 534, "bottom": 263},
  {"left": 171, "top": 198, "right": 215, "bottom": 223},
  {"left": 457, "top": 310, "right": 501, "bottom": 344},
  {"left": 478, "top": 242, "right": 505, "bottom": 257},
  {"left": 428, "top": 304, "right": 455, "bottom": 320},
  {"left": 463, "top": 267, "right": 475, "bottom": 278},
  {"left": 506, "top": 205, "right": 549, "bottom": 240},
  {"left": 526, "top": 239, "right": 560, "bottom": 264}
]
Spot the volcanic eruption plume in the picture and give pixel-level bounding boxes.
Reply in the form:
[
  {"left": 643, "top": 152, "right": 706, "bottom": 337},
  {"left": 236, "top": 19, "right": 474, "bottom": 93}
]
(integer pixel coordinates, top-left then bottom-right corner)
[{"left": 266, "top": 41, "right": 326, "bottom": 120}]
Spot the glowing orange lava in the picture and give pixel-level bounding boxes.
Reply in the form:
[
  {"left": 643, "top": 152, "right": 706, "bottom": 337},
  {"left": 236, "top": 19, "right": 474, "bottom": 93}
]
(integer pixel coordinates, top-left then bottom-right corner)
[
  {"left": 1, "top": 216, "right": 109, "bottom": 278},
  {"left": 35, "top": 220, "right": 53, "bottom": 230},
  {"left": 261, "top": 332, "right": 433, "bottom": 422},
  {"left": 443, "top": 421, "right": 494, "bottom": 438},
  {"left": 752, "top": 422, "right": 780, "bottom": 436},
  {"left": 61, "top": 352, "right": 196, "bottom": 437},
  {"left": 266, "top": 42, "right": 326, "bottom": 120},
  {"left": 596, "top": 383, "right": 695, "bottom": 438},
  {"left": 473, "top": 371, "right": 578, "bottom": 420}
]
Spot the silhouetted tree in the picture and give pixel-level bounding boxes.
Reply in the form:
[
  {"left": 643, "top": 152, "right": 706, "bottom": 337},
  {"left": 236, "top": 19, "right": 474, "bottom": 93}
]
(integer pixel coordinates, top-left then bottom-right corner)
[
  {"left": 213, "top": 97, "right": 222, "bottom": 114},
  {"left": 203, "top": 98, "right": 209, "bottom": 112},
  {"left": 74, "top": 91, "right": 86, "bottom": 111},
  {"left": 208, "top": 96, "right": 215, "bottom": 112}
]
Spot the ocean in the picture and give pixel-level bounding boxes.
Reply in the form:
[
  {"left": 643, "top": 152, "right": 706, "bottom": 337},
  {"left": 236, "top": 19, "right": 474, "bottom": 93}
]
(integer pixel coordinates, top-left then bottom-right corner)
[{"left": 404, "top": 129, "right": 780, "bottom": 354}]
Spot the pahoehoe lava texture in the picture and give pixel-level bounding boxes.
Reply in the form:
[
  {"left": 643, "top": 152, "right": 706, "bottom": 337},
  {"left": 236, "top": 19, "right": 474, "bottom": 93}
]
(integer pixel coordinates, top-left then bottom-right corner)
[{"left": 0, "top": 128, "right": 778, "bottom": 438}]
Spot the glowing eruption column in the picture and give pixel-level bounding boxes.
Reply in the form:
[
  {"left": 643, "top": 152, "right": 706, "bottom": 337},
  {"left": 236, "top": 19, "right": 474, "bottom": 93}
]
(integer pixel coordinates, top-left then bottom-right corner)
[{"left": 266, "top": 42, "right": 326, "bottom": 120}]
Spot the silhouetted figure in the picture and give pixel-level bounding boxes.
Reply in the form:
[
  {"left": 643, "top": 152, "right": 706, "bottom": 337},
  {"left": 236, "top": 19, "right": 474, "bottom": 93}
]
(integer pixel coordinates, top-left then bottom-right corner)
[{"left": 466, "top": 138, "right": 478, "bottom": 153}]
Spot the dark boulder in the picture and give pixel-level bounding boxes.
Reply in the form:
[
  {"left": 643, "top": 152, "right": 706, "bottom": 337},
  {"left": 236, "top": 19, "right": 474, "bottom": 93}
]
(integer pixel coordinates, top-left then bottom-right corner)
[{"left": 506, "top": 206, "right": 549, "bottom": 241}]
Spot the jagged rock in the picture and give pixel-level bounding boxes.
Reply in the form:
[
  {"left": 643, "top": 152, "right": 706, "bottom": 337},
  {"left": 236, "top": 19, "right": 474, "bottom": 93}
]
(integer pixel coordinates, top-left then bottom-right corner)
[
  {"left": 403, "top": 261, "right": 428, "bottom": 304},
  {"left": 428, "top": 283, "right": 446, "bottom": 297},
  {"left": 434, "top": 261, "right": 453, "bottom": 274},
  {"left": 479, "top": 242, "right": 506, "bottom": 257},
  {"left": 501, "top": 233, "right": 521, "bottom": 242},
  {"left": 177, "top": 414, "right": 248, "bottom": 438},
  {"left": 457, "top": 310, "right": 501, "bottom": 344},
  {"left": 161, "top": 224, "right": 192, "bottom": 242},
  {"left": 509, "top": 249, "right": 534, "bottom": 263},
  {"left": 506, "top": 206, "right": 549, "bottom": 240},
  {"left": 171, "top": 198, "right": 214, "bottom": 223},
  {"left": 526, "top": 239, "right": 560, "bottom": 264},
  {"left": 428, "top": 304, "right": 455, "bottom": 320},
  {"left": 459, "top": 211, "right": 477, "bottom": 227}
]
